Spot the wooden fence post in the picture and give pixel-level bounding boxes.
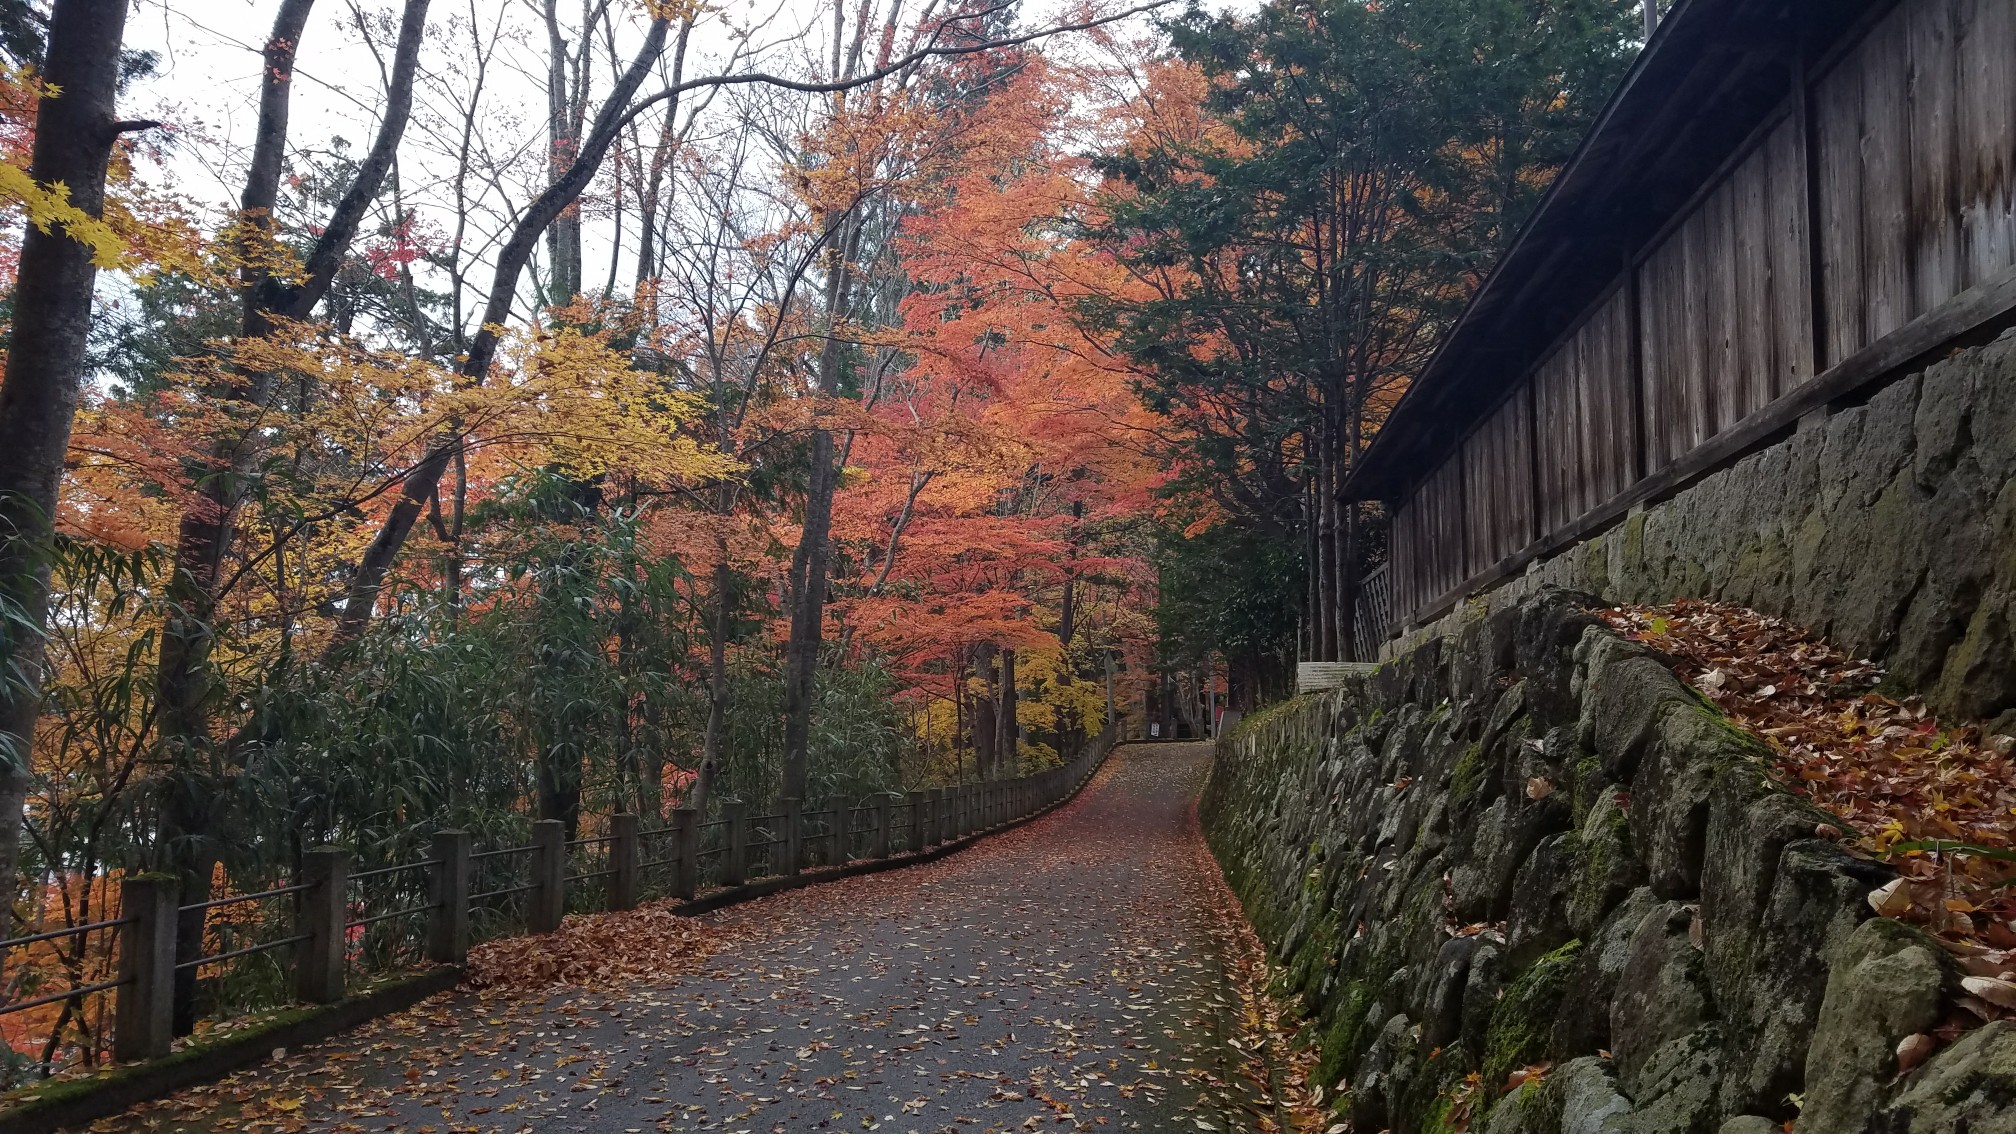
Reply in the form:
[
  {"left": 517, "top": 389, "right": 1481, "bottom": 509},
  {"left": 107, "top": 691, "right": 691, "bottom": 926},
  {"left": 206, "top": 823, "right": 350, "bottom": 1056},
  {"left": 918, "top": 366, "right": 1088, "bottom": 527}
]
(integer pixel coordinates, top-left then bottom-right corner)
[
  {"left": 609, "top": 813, "right": 639, "bottom": 912},
  {"left": 426, "top": 830, "right": 470, "bottom": 965},
  {"left": 906, "top": 791, "right": 926, "bottom": 854},
  {"left": 296, "top": 847, "right": 349, "bottom": 1005},
  {"left": 113, "top": 875, "right": 177, "bottom": 1061},
  {"left": 528, "top": 820, "right": 566, "bottom": 934},
  {"left": 782, "top": 799, "right": 803, "bottom": 876},
  {"left": 725, "top": 800, "right": 747, "bottom": 886},
  {"left": 670, "top": 808, "right": 698, "bottom": 899},
  {"left": 874, "top": 796, "right": 892, "bottom": 859},
  {"left": 834, "top": 803, "right": 853, "bottom": 867}
]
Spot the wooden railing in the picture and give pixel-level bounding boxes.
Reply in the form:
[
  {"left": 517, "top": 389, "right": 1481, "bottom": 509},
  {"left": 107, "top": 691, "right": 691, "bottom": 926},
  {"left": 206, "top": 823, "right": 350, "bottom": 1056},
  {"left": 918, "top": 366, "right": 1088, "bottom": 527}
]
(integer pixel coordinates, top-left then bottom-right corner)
[{"left": 0, "top": 726, "right": 1117, "bottom": 1067}]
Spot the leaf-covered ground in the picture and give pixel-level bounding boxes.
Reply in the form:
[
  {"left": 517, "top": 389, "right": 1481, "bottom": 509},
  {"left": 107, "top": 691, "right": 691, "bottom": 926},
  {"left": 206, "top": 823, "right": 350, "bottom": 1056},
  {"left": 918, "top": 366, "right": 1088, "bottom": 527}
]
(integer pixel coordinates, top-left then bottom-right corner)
[
  {"left": 92, "top": 745, "right": 1317, "bottom": 1133},
  {"left": 1600, "top": 599, "right": 2016, "bottom": 1045}
]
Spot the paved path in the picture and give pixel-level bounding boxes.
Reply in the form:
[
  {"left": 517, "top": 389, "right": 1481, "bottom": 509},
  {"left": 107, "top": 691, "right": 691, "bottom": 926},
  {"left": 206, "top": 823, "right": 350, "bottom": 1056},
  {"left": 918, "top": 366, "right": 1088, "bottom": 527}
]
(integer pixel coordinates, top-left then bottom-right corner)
[{"left": 107, "top": 744, "right": 1280, "bottom": 1134}]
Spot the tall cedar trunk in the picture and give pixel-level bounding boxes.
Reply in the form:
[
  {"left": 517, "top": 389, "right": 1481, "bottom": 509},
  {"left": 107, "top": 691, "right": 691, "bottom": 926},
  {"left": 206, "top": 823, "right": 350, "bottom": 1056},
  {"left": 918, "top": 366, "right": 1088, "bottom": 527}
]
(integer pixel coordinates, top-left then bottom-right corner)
[
  {"left": 1303, "top": 483, "right": 1319, "bottom": 662},
  {"left": 696, "top": 552, "right": 733, "bottom": 815},
  {"left": 155, "top": 0, "right": 315, "bottom": 802},
  {"left": 972, "top": 643, "right": 997, "bottom": 779},
  {"left": 1317, "top": 423, "right": 1339, "bottom": 662},
  {"left": 155, "top": 0, "right": 315, "bottom": 1025},
  {"left": 780, "top": 235, "right": 855, "bottom": 800},
  {"left": 324, "top": 16, "right": 672, "bottom": 657},
  {"left": 997, "top": 649, "right": 1017, "bottom": 776},
  {"left": 0, "top": 0, "right": 134, "bottom": 918},
  {"left": 952, "top": 654, "right": 966, "bottom": 782}
]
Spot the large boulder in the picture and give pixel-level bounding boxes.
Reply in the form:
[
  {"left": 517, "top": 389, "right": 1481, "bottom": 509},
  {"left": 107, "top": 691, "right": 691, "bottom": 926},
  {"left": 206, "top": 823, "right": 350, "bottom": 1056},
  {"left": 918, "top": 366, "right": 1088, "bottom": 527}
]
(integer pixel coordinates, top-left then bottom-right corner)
[
  {"left": 1699, "top": 762, "right": 1840, "bottom": 1016},
  {"left": 1578, "top": 639, "right": 1695, "bottom": 785},
  {"left": 1631, "top": 702, "right": 1754, "bottom": 898},
  {"left": 1867, "top": 1020, "right": 2016, "bottom": 1134},
  {"left": 1568, "top": 790, "right": 1644, "bottom": 937},
  {"left": 1555, "top": 888, "right": 1662, "bottom": 1058},
  {"left": 1610, "top": 901, "right": 1712, "bottom": 1093},
  {"left": 1546, "top": 1056, "right": 1634, "bottom": 1134},
  {"left": 1624, "top": 1025, "right": 1723, "bottom": 1134},
  {"left": 1793, "top": 918, "right": 1946, "bottom": 1134},
  {"left": 1717, "top": 842, "right": 1892, "bottom": 1120},
  {"left": 1350, "top": 1012, "right": 1419, "bottom": 1134}
]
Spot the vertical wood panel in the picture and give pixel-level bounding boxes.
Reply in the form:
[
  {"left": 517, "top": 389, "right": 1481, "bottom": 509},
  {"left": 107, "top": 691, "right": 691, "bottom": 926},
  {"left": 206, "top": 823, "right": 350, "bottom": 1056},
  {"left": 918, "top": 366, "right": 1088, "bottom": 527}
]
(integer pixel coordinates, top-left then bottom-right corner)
[
  {"left": 1510, "top": 384, "right": 1537, "bottom": 550},
  {"left": 1862, "top": 10, "right": 1915, "bottom": 344},
  {"left": 1598, "top": 291, "right": 1639, "bottom": 500},
  {"left": 1734, "top": 150, "right": 1772, "bottom": 416},
  {"left": 1818, "top": 45, "right": 1867, "bottom": 362},
  {"left": 1639, "top": 242, "right": 1682, "bottom": 472},
  {"left": 1956, "top": 0, "right": 2016, "bottom": 288},
  {"left": 1704, "top": 181, "right": 1741, "bottom": 431},
  {"left": 1768, "top": 116, "right": 1817, "bottom": 397},
  {"left": 1908, "top": 0, "right": 1962, "bottom": 318},
  {"left": 1392, "top": 493, "right": 1416, "bottom": 626},
  {"left": 1680, "top": 205, "right": 1715, "bottom": 452}
]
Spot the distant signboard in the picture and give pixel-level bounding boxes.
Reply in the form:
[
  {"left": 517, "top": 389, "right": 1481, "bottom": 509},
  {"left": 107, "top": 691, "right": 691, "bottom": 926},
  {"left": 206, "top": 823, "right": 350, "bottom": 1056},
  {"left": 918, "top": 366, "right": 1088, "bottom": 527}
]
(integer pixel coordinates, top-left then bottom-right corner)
[{"left": 1297, "top": 661, "right": 1378, "bottom": 694}]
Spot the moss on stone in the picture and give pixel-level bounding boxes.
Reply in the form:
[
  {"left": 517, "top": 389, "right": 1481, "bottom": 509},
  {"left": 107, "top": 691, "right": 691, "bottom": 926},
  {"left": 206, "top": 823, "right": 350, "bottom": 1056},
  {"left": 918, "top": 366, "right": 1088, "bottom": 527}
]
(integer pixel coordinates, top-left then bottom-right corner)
[
  {"left": 1482, "top": 940, "right": 1584, "bottom": 1089},
  {"left": 1451, "top": 743, "right": 1485, "bottom": 804},
  {"left": 1313, "top": 980, "right": 1376, "bottom": 1090},
  {"left": 1223, "top": 695, "right": 1314, "bottom": 746},
  {"left": 1569, "top": 751, "right": 1608, "bottom": 823}
]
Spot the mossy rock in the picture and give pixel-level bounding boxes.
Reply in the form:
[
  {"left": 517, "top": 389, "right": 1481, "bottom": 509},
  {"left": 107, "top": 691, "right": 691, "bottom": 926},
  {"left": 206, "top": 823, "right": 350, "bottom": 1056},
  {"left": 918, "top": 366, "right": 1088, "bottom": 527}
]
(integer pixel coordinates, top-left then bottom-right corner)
[
  {"left": 1482, "top": 940, "right": 1584, "bottom": 1089},
  {"left": 1451, "top": 742, "right": 1486, "bottom": 804}
]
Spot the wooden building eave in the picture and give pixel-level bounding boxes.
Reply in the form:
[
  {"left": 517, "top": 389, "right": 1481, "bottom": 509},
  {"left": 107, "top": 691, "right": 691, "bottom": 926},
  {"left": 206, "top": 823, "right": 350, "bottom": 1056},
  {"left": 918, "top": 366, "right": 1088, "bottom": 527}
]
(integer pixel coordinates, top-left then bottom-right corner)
[{"left": 1343, "top": 0, "right": 1881, "bottom": 502}]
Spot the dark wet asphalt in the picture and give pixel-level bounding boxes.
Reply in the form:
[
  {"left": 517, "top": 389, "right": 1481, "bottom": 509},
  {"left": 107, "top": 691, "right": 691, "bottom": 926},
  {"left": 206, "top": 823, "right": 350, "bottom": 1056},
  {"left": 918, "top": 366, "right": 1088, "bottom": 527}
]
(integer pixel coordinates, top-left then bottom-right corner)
[{"left": 103, "top": 744, "right": 1267, "bottom": 1134}]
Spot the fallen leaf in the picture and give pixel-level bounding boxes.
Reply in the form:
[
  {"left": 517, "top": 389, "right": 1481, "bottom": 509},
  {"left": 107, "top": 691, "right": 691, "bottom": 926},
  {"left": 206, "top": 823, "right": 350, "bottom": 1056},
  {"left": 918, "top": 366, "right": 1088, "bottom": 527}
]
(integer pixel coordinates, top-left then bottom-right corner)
[
  {"left": 1869, "top": 878, "right": 1911, "bottom": 917},
  {"left": 1960, "top": 976, "right": 2016, "bottom": 1010},
  {"left": 1895, "top": 1032, "right": 1936, "bottom": 1073}
]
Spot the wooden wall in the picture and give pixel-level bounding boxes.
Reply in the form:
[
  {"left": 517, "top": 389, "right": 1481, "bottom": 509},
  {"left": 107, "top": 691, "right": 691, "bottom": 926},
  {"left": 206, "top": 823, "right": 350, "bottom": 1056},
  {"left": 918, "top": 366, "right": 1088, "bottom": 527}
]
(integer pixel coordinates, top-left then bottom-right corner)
[
  {"left": 1816, "top": 0, "right": 2016, "bottom": 364},
  {"left": 1385, "top": 0, "right": 2016, "bottom": 635},
  {"left": 1639, "top": 116, "right": 1813, "bottom": 469}
]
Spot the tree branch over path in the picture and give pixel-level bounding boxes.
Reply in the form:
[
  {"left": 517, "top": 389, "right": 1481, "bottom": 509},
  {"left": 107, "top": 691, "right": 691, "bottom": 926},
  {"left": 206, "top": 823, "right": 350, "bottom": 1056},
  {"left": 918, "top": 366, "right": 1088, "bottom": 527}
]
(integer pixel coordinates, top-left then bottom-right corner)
[{"left": 320, "top": 0, "right": 1177, "bottom": 657}]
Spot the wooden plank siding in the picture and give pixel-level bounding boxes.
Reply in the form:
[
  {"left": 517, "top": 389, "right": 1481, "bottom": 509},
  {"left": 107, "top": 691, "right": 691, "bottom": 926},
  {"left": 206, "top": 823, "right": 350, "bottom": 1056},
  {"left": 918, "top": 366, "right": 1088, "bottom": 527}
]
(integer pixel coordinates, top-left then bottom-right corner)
[
  {"left": 1377, "top": 0, "right": 2016, "bottom": 640},
  {"left": 1638, "top": 116, "right": 1813, "bottom": 471},
  {"left": 1816, "top": 0, "right": 2016, "bottom": 362},
  {"left": 1460, "top": 384, "right": 1538, "bottom": 576}
]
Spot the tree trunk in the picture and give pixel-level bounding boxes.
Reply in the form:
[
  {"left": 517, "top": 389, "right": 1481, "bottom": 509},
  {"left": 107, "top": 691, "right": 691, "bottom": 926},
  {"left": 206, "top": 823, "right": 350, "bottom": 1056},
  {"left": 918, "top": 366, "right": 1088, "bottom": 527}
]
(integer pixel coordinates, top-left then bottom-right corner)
[
  {"left": 780, "top": 233, "right": 857, "bottom": 799},
  {"left": 542, "top": 0, "right": 586, "bottom": 303},
  {"left": 997, "top": 649, "right": 1017, "bottom": 776},
  {"left": 151, "top": 0, "right": 432, "bottom": 1029},
  {"left": 695, "top": 552, "right": 733, "bottom": 815},
  {"left": 972, "top": 643, "right": 998, "bottom": 779},
  {"left": 0, "top": 0, "right": 135, "bottom": 913},
  {"left": 323, "top": 16, "right": 673, "bottom": 657}
]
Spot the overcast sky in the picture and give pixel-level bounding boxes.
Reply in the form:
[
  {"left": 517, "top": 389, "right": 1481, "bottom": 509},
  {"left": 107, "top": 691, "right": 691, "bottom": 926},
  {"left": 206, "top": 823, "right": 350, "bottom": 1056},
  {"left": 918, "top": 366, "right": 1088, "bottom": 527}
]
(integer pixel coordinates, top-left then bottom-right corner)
[{"left": 111, "top": 0, "right": 1213, "bottom": 342}]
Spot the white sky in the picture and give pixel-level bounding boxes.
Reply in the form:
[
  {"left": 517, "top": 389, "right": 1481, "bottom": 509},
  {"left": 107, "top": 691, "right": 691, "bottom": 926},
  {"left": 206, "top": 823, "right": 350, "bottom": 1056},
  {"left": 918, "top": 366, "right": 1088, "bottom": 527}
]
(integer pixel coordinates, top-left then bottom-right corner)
[{"left": 111, "top": 0, "right": 1229, "bottom": 346}]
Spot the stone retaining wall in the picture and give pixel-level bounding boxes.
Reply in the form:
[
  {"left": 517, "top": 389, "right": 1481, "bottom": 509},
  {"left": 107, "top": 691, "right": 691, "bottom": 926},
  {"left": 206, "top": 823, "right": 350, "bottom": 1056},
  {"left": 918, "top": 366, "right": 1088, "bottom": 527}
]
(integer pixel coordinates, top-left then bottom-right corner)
[
  {"left": 1392, "top": 328, "right": 2016, "bottom": 735},
  {"left": 1207, "top": 590, "right": 2015, "bottom": 1133}
]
